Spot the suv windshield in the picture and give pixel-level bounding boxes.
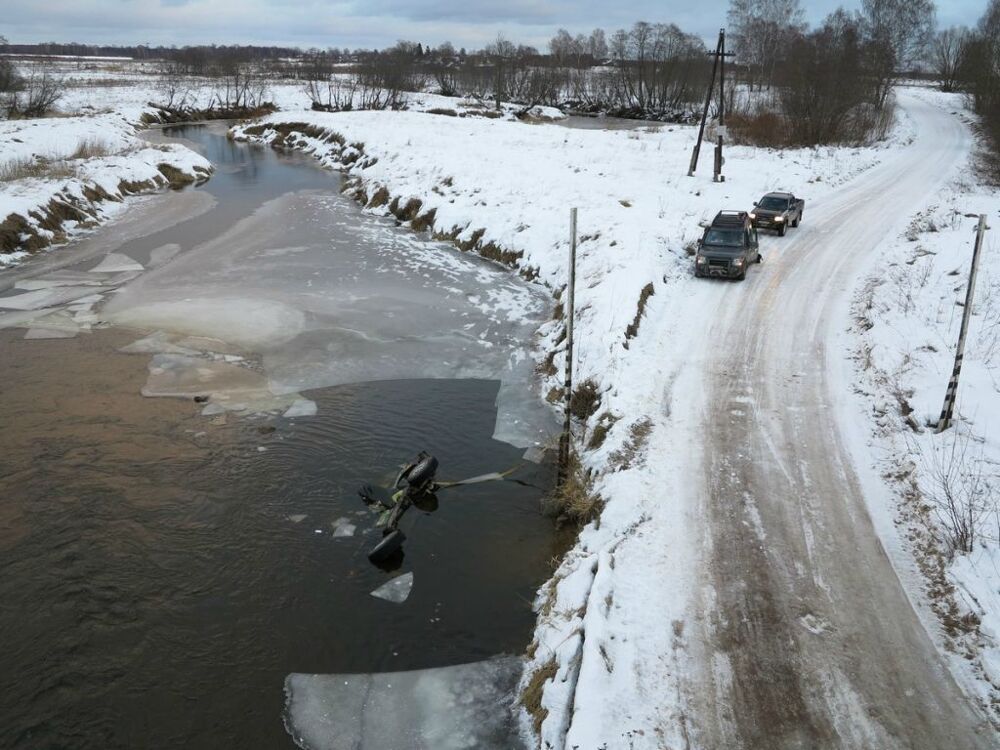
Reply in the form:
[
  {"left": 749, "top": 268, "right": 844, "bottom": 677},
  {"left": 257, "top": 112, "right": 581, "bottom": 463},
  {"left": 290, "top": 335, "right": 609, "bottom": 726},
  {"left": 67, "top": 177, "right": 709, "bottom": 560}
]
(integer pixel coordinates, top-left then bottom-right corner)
[
  {"left": 703, "top": 228, "right": 744, "bottom": 247},
  {"left": 758, "top": 196, "right": 789, "bottom": 211}
]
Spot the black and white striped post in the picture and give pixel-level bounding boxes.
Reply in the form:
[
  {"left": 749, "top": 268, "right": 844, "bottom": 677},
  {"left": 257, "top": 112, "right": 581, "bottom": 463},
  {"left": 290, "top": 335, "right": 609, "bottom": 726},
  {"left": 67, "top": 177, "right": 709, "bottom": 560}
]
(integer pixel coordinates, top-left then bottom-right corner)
[
  {"left": 936, "top": 213, "right": 988, "bottom": 433},
  {"left": 558, "top": 208, "right": 578, "bottom": 482}
]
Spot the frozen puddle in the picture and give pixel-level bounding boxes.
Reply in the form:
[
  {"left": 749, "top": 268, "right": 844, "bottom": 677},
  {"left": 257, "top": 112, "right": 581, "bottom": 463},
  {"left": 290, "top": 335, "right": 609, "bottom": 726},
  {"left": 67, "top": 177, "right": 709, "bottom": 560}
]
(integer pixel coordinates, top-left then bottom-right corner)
[{"left": 284, "top": 656, "right": 524, "bottom": 750}]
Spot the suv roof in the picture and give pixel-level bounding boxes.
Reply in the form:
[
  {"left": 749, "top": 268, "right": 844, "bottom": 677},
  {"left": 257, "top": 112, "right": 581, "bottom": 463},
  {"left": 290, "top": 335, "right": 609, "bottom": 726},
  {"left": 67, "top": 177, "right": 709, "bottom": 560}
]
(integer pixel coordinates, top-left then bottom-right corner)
[
  {"left": 762, "top": 191, "right": 794, "bottom": 199},
  {"left": 710, "top": 210, "right": 751, "bottom": 229}
]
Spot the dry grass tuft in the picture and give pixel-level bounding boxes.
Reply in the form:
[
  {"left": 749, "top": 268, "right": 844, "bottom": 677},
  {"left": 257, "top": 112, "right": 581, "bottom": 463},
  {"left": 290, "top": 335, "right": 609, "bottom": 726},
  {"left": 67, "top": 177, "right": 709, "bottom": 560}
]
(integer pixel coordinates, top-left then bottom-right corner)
[
  {"left": 609, "top": 417, "right": 654, "bottom": 471},
  {"left": 587, "top": 412, "right": 620, "bottom": 450},
  {"left": 624, "top": 282, "right": 655, "bottom": 344},
  {"left": 367, "top": 186, "right": 390, "bottom": 208},
  {"left": 521, "top": 657, "right": 558, "bottom": 735},
  {"left": 546, "top": 451, "right": 602, "bottom": 525},
  {"left": 570, "top": 378, "right": 601, "bottom": 421},
  {"left": 156, "top": 163, "right": 195, "bottom": 189},
  {"left": 69, "top": 137, "right": 112, "bottom": 160},
  {"left": 728, "top": 111, "right": 789, "bottom": 147}
]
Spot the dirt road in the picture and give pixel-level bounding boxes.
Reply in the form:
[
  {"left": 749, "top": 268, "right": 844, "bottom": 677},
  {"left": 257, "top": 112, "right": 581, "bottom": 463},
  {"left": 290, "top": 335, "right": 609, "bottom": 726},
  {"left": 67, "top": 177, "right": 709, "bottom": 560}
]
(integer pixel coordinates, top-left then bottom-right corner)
[{"left": 691, "top": 90, "right": 993, "bottom": 748}]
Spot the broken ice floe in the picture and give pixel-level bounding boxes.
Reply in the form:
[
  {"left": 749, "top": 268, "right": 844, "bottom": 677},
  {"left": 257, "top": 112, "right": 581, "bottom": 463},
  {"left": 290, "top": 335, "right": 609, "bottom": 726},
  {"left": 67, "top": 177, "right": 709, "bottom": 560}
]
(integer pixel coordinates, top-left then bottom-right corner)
[
  {"left": 15, "top": 276, "right": 104, "bottom": 291},
  {"left": 107, "top": 297, "right": 307, "bottom": 349},
  {"left": 0, "top": 286, "right": 102, "bottom": 310},
  {"left": 370, "top": 572, "right": 414, "bottom": 603},
  {"left": 283, "top": 398, "right": 318, "bottom": 418},
  {"left": 283, "top": 656, "right": 523, "bottom": 750},
  {"left": 89, "top": 253, "right": 144, "bottom": 273},
  {"left": 139, "top": 352, "right": 308, "bottom": 416},
  {"left": 330, "top": 517, "right": 356, "bottom": 538},
  {"left": 120, "top": 331, "right": 202, "bottom": 356},
  {"left": 287, "top": 514, "right": 307, "bottom": 523}
]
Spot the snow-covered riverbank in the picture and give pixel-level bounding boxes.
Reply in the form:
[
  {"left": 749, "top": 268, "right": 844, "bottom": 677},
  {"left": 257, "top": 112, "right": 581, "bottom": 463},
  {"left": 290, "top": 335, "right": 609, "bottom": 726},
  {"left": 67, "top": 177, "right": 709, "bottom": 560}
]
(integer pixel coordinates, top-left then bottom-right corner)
[{"left": 0, "top": 112, "right": 212, "bottom": 261}]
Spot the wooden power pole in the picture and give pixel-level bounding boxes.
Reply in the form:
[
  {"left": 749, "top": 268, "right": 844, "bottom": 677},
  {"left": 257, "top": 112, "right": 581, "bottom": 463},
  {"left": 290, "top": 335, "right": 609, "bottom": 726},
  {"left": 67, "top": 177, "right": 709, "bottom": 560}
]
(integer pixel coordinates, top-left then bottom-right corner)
[{"left": 688, "top": 28, "right": 734, "bottom": 179}]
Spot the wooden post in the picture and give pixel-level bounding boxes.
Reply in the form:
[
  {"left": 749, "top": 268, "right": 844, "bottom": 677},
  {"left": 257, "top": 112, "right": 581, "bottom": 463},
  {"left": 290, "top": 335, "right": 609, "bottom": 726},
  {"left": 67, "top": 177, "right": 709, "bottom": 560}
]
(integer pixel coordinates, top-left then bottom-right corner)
[
  {"left": 936, "top": 214, "right": 988, "bottom": 432},
  {"left": 559, "top": 208, "right": 578, "bottom": 481}
]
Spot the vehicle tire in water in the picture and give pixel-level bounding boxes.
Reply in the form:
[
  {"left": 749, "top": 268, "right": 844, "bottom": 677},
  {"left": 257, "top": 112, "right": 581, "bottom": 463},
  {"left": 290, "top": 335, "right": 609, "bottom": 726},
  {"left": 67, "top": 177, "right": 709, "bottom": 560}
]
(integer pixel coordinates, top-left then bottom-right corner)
[
  {"left": 405, "top": 455, "right": 438, "bottom": 488},
  {"left": 369, "top": 529, "right": 406, "bottom": 563}
]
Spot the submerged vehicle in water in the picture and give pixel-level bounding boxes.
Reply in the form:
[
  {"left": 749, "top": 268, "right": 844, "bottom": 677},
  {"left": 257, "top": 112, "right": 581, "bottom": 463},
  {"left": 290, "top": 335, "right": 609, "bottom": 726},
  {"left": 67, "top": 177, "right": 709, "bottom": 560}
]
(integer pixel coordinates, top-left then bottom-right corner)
[
  {"left": 359, "top": 452, "right": 440, "bottom": 564},
  {"left": 359, "top": 452, "right": 528, "bottom": 565}
]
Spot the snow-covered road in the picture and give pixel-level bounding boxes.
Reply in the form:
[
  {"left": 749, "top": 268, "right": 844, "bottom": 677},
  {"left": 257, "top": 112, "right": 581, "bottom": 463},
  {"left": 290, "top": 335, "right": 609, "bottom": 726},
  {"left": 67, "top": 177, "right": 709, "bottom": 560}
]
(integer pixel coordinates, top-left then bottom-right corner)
[{"left": 681, "top": 92, "right": 992, "bottom": 747}]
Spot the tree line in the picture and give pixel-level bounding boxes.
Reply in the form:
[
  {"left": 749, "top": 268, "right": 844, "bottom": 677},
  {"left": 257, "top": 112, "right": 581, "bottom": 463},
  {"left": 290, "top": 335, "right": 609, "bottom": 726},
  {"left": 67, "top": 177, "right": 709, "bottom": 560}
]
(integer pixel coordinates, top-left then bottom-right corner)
[
  {"left": 5, "top": 0, "right": 998, "bottom": 155},
  {"left": 931, "top": 0, "right": 1000, "bottom": 179}
]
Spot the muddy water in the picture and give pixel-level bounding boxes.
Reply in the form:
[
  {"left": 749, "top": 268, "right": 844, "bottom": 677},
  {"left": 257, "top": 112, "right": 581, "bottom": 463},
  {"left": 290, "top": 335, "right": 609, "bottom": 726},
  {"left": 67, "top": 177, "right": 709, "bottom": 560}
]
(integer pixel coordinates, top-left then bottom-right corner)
[{"left": 0, "top": 127, "right": 563, "bottom": 749}]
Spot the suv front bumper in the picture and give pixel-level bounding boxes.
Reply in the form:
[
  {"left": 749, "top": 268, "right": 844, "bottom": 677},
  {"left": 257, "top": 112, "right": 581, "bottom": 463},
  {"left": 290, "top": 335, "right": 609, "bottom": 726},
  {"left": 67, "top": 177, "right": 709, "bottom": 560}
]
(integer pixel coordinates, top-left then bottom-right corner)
[{"left": 696, "top": 261, "right": 744, "bottom": 278}]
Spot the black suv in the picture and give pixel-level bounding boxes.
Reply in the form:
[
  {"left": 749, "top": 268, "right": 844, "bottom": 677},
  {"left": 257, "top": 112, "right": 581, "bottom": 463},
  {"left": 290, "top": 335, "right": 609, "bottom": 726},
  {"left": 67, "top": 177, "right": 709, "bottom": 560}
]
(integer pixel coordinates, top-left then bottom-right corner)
[{"left": 694, "top": 211, "right": 762, "bottom": 281}]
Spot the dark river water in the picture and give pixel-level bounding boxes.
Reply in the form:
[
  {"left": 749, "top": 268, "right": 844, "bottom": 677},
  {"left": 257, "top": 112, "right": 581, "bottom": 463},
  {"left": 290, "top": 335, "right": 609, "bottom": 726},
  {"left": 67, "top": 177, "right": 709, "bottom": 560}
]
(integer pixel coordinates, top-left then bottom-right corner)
[{"left": 0, "top": 125, "right": 561, "bottom": 749}]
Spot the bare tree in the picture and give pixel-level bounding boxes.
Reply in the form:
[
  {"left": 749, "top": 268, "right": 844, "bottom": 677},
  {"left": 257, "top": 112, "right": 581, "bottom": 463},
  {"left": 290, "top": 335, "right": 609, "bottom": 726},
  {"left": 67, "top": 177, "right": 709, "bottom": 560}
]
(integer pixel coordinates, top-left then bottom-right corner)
[
  {"left": 155, "top": 60, "right": 199, "bottom": 110},
  {"left": 861, "top": 0, "right": 936, "bottom": 106},
  {"left": 588, "top": 28, "right": 608, "bottom": 61},
  {"left": 775, "top": 12, "right": 891, "bottom": 145},
  {"left": 549, "top": 29, "right": 574, "bottom": 64},
  {"left": 958, "top": 0, "right": 1000, "bottom": 178},
  {"left": 0, "top": 36, "right": 18, "bottom": 99},
  {"left": 932, "top": 27, "right": 970, "bottom": 92},
  {"left": 4, "top": 64, "right": 63, "bottom": 118},
  {"left": 728, "top": 0, "right": 807, "bottom": 90},
  {"left": 918, "top": 428, "right": 996, "bottom": 555}
]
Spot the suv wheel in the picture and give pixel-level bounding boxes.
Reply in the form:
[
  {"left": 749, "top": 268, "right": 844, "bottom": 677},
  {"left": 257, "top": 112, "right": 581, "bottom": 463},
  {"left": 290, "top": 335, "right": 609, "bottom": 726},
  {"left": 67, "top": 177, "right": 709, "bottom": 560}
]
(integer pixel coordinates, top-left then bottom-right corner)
[{"left": 778, "top": 223, "right": 787, "bottom": 236}]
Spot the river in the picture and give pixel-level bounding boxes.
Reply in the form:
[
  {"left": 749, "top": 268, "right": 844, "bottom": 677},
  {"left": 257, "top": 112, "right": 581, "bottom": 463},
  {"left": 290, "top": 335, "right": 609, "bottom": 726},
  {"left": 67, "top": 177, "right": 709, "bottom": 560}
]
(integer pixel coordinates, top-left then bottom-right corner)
[{"left": 0, "top": 123, "right": 563, "bottom": 749}]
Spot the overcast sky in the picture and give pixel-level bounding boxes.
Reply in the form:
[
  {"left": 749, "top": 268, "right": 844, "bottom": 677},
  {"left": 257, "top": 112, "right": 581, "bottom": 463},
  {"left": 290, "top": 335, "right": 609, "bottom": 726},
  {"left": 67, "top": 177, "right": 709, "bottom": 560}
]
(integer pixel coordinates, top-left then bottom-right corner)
[{"left": 2, "top": 0, "right": 989, "bottom": 51}]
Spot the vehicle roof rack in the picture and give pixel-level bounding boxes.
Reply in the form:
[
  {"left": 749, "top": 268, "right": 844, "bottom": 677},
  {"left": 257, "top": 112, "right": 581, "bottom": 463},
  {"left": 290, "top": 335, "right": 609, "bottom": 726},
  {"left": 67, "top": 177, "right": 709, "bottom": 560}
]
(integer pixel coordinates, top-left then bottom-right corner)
[{"left": 711, "top": 210, "right": 749, "bottom": 228}]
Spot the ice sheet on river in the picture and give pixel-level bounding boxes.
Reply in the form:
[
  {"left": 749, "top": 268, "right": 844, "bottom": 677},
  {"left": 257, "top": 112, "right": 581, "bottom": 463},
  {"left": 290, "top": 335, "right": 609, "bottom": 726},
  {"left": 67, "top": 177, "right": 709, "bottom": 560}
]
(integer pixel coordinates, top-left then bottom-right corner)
[
  {"left": 284, "top": 656, "right": 524, "bottom": 750},
  {"left": 105, "top": 191, "right": 557, "bottom": 451},
  {"left": 142, "top": 353, "right": 304, "bottom": 414}
]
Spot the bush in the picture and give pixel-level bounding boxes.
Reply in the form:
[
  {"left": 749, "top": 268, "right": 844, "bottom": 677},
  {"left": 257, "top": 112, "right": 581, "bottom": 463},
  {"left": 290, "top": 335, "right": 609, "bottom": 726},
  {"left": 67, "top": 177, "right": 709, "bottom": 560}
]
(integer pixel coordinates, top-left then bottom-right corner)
[{"left": 570, "top": 378, "right": 601, "bottom": 421}]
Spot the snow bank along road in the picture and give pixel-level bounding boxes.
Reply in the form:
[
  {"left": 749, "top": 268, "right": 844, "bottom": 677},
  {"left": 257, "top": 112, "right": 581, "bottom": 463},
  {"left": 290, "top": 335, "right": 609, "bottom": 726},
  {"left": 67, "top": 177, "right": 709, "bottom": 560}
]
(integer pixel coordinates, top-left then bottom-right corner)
[{"left": 677, "top": 94, "right": 993, "bottom": 747}]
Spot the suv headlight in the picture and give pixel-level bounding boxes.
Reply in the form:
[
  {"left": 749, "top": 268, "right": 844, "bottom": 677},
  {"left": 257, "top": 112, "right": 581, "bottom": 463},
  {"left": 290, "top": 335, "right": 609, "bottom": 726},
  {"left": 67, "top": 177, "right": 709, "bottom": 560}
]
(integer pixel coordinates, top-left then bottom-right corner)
[
  {"left": 774, "top": 216, "right": 784, "bottom": 222},
  {"left": 748, "top": 212, "right": 756, "bottom": 219},
  {"left": 732, "top": 257, "right": 744, "bottom": 266},
  {"left": 696, "top": 255, "right": 707, "bottom": 264}
]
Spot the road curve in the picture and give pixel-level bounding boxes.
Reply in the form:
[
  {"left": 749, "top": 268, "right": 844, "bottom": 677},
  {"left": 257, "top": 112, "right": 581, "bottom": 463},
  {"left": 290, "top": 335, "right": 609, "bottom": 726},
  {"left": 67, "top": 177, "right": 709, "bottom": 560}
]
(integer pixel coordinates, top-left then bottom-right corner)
[{"left": 689, "top": 90, "right": 995, "bottom": 748}]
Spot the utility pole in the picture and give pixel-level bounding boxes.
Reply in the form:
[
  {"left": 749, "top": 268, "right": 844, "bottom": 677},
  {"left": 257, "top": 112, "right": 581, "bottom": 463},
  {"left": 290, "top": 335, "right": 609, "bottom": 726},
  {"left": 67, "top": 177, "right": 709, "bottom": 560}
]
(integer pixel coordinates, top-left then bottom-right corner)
[
  {"left": 714, "top": 29, "right": 728, "bottom": 183},
  {"left": 558, "top": 208, "right": 578, "bottom": 483},
  {"left": 936, "top": 214, "right": 988, "bottom": 433},
  {"left": 688, "top": 28, "right": 734, "bottom": 179}
]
